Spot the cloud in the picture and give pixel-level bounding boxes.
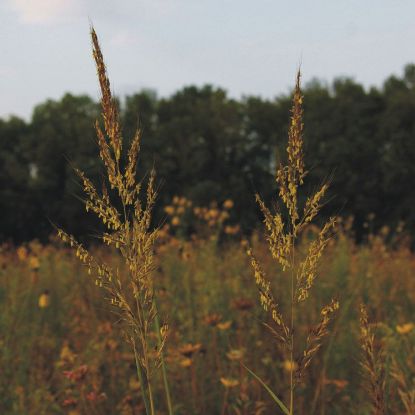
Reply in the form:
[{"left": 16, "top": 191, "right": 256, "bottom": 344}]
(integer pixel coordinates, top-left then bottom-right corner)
[{"left": 9, "top": 0, "right": 82, "bottom": 24}]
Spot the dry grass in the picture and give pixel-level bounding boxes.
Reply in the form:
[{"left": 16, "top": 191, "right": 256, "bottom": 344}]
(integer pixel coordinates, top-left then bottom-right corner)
[
  {"left": 56, "top": 28, "right": 170, "bottom": 415},
  {"left": 359, "top": 304, "right": 386, "bottom": 415},
  {"left": 246, "top": 71, "right": 338, "bottom": 414}
]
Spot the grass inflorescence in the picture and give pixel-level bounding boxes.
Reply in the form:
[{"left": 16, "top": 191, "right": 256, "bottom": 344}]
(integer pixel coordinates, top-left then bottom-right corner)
[
  {"left": 246, "top": 71, "right": 338, "bottom": 415},
  {"left": 56, "top": 28, "right": 170, "bottom": 415}
]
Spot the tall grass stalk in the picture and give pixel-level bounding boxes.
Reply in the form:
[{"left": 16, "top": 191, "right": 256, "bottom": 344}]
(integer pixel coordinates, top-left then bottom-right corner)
[
  {"left": 360, "top": 304, "right": 386, "bottom": 415},
  {"left": 56, "top": 28, "right": 171, "bottom": 415},
  {"left": 246, "top": 70, "right": 338, "bottom": 414}
]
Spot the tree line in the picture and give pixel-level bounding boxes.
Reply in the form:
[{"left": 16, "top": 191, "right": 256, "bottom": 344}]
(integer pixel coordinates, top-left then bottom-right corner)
[{"left": 1, "top": 64, "right": 414, "bottom": 243}]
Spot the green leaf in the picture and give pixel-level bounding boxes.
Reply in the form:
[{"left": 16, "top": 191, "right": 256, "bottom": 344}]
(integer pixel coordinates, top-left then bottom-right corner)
[{"left": 242, "top": 363, "right": 290, "bottom": 415}]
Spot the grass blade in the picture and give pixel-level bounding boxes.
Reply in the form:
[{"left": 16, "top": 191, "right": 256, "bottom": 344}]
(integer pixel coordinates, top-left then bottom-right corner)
[{"left": 242, "top": 363, "right": 290, "bottom": 415}]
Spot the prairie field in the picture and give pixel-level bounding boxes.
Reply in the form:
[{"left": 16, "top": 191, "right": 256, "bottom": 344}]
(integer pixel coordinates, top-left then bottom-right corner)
[
  {"left": 1, "top": 218, "right": 414, "bottom": 414},
  {"left": 2, "top": 16, "right": 415, "bottom": 415}
]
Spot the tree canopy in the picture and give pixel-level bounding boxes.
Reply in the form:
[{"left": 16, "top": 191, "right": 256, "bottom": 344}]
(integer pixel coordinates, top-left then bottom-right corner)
[{"left": 1, "top": 64, "right": 415, "bottom": 243}]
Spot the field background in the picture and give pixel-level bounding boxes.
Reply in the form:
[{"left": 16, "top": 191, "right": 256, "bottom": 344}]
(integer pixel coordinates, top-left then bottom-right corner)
[
  {"left": 1, "top": 43, "right": 415, "bottom": 415},
  {"left": 1, "top": 213, "right": 415, "bottom": 414}
]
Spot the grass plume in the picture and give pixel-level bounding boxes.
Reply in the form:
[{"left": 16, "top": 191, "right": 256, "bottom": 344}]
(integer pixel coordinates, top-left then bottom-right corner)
[
  {"left": 359, "top": 304, "right": 386, "bottom": 415},
  {"left": 56, "top": 27, "right": 170, "bottom": 415},
  {"left": 246, "top": 70, "right": 338, "bottom": 414}
]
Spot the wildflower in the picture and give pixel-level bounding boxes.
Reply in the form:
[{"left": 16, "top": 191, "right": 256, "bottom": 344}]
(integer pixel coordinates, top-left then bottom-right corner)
[
  {"left": 217, "top": 320, "right": 232, "bottom": 331},
  {"left": 220, "top": 377, "right": 239, "bottom": 388},
  {"left": 224, "top": 225, "right": 240, "bottom": 235},
  {"left": 38, "top": 290, "right": 50, "bottom": 308},
  {"left": 178, "top": 343, "right": 202, "bottom": 358},
  {"left": 208, "top": 209, "right": 219, "bottom": 220},
  {"left": 63, "top": 365, "right": 88, "bottom": 382},
  {"left": 226, "top": 349, "right": 245, "bottom": 361},
  {"left": 16, "top": 246, "right": 28, "bottom": 261},
  {"left": 223, "top": 199, "right": 234, "bottom": 209},
  {"left": 59, "top": 342, "right": 76, "bottom": 365},
  {"left": 282, "top": 360, "right": 298, "bottom": 373},
  {"left": 29, "top": 255, "right": 40, "bottom": 271},
  {"left": 396, "top": 323, "right": 414, "bottom": 335},
  {"left": 179, "top": 358, "right": 192, "bottom": 368},
  {"left": 164, "top": 205, "right": 175, "bottom": 215},
  {"left": 62, "top": 397, "right": 77, "bottom": 407},
  {"left": 171, "top": 216, "right": 180, "bottom": 226}
]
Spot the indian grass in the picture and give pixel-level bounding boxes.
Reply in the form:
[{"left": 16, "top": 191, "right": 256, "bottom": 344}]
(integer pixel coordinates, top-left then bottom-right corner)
[
  {"left": 359, "top": 304, "right": 386, "bottom": 415},
  {"left": 246, "top": 70, "right": 338, "bottom": 414},
  {"left": 56, "top": 28, "right": 172, "bottom": 415}
]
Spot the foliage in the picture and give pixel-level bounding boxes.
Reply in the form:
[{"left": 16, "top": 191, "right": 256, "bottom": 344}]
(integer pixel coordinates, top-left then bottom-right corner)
[
  {"left": 1, "top": 225, "right": 415, "bottom": 414},
  {"left": 1, "top": 65, "right": 415, "bottom": 243}
]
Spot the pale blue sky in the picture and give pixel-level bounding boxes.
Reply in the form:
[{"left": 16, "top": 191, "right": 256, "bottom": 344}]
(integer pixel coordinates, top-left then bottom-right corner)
[{"left": 1, "top": 0, "right": 414, "bottom": 119}]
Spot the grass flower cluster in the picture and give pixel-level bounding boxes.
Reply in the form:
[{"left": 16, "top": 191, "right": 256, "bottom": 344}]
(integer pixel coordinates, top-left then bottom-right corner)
[
  {"left": 56, "top": 28, "right": 170, "bottom": 415},
  {"left": 246, "top": 71, "right": 338, "bottom": 414}
]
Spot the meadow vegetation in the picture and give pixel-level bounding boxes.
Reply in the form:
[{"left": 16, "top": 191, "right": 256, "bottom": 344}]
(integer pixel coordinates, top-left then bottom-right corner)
[
  {"left": 1, "top": 222, "right": 415, "bottom": 414},
  {"left": 0, "top": 29, "right": 414, "bottom": 415}
]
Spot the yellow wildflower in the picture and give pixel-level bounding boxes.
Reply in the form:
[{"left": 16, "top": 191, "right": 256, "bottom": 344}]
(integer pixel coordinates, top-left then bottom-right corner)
[
  {"left": 396, "top": 323, "right": 414, "bottom": 335},
  {"left": 59, "top": 342, "right": 76, "bottom": 364},
  {"left": 217, "top": 320, "right": 232, "bottom": 331},
  {"left": 223, "top": 199, "right": 234, "bottom": 209},
  {"left": 171, "top": 216, "right": 180, "bottom": 226},
  {"left": 16, "top": 246, "right": 28, "bottom": 261},
  {"left": 179, "top": 358, "right": 192, "bottom": 368},
  {"left": 220, "top": 377, "right": 239, "bottom": 388},
  {"left": 226, "top": 349, "right": 245, "bottom": 361},
  {"left": 38, "top": 290, "right": 50, "bottom": 308},
  {"left": 164, "top": 205, "right": 175, "bottom": 215},
  {"left": 208, "top": 209, "right": 219, "bottom": 219},
  {"left": 29, "top": 256, "right": 40, "bottom": 270},
  {"left": 224, "top": 225, "right": 240, "bottom": 235},
  {"left": 282, "top": 359, "right": 298, "bottom": 372}
]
